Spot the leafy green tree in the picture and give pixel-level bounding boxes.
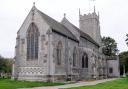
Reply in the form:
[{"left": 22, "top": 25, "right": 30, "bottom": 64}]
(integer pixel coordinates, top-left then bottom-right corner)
[
  {"left": 0, "top": 55, "right": 14, "bottom": 78},
  {"left": 102, "top": 36, "right": 117, "bottom": 56}
]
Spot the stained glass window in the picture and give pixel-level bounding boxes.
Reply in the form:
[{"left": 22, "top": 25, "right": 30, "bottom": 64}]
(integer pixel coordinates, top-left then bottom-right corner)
[{"left": 27, "top": 23, "right": 39, "bottom": 60}]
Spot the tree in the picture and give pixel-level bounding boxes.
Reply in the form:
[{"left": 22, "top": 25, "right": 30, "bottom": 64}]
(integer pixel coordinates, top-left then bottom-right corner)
[
  {"left": 126, "top": 34, "right": 128, "bottom": 46},
  {"left": 102, "top": 36, "right": 117, "bottom": 56},
  {"left": 0, "top": 55, "right": 14, "bottom": 78},
  {"left": 119, "top": 51, "right": 128, "bottom": 75}
]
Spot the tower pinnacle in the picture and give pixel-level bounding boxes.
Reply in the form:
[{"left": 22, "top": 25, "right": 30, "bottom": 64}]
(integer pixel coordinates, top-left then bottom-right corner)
[
  {"left": 94, "top": 5, "right": 95, "bottom": 13},
  {"left": 79, "top": 8, "right": 81, "bottom": 16}
]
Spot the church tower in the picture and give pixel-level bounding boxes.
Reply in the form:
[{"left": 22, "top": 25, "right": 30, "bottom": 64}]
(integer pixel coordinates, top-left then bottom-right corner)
[{"left": 79, "top": 7, "right": 101, "bottom": 45}]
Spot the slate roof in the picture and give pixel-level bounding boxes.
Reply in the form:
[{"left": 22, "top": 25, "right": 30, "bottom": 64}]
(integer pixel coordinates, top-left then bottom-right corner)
[
  {"left": 79, "top": 30, "right": 99, "bottom": 47},
  {"left": 37, "top": 8, "right": 99, "bottom": 46},
  {"left": 72, "top": 24, "right": 99, "bottom": 46},
  {"left": 75, "top": 27, "right": 99, "bottom": 46},
  {"left": 62, "top": 18, "right": 99, "bottom": 47},
  {"left": 37, "top": 10, "right": 78, "bottom": 42}
]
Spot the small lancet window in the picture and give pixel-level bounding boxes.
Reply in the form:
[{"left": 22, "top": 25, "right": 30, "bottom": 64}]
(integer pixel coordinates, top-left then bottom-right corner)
[{"left": 82, "top": 53, "right": 88, "bottom": 68}]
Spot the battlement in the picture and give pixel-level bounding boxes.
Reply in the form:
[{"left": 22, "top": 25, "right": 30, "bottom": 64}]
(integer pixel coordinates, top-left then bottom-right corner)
[
  {"left": 79, "top": 8, "right": 101, "bottom": 46},
  {"left": 80, "top": 12, "right": 99, "bottom": 22}
]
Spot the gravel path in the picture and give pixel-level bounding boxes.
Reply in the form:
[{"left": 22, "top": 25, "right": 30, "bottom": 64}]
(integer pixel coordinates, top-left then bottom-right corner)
[{"left": 20, "top": 78, "right": 118, "bottom": 89}]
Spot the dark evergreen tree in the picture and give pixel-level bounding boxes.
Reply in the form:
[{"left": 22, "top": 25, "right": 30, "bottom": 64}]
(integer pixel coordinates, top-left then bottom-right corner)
[
  {"left": 126, "top": 34, "right": 128, "bottom": 46},
  {"left": 102, "top": 36, "right": 117, "bottom": 56},
  {"left": 119, "top": 51, "right": 128, "bottom": 75}
]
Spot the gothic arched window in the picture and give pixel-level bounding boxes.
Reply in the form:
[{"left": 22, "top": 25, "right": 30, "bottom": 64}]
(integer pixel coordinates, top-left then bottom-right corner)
[
  {"left": 82, "top": 53, "right": 88, "bottom": 68},
  {"left": 27, "top": 23, "right": 39, "bottom": 60},
  {"left": 73, "top": 47, "right": 77, "bottom": 67},
  {"left": 56, "top": 41, "right": 62, "bottom": 65}
]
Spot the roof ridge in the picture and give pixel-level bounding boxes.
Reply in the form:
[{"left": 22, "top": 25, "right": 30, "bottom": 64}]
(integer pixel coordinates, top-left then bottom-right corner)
[
  {"left": 37, "top": 9, "right": 78, "bottom": 41},
  {"left": 37, "top": 10, "right": 61, "bottom": 25}
]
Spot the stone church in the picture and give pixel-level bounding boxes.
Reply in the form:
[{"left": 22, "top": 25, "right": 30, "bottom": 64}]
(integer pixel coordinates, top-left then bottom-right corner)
[{"left": 12, "top": 4, "right": 120, "bottom": 82}]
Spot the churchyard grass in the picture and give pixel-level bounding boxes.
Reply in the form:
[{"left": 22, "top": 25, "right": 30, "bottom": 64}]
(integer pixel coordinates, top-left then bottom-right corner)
[
  {"left": 0, "top": 78, "right": 64, "bottom": 89},
  {"left": 65, "top": 77, "right": 128, "bottom": 89}
]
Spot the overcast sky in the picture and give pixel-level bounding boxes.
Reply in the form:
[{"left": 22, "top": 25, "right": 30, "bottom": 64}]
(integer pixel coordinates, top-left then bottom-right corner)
[{"left": 0, "top": 0, "right": 128, "bottom": 58}]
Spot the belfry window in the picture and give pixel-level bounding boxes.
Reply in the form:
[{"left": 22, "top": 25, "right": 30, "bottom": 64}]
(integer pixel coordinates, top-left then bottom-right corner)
[
  {"left": 73, "top": 47, "right": 77, "bottom": 67},
  {"left": 82, "top": 53, "right": 88, "bottom": 68},
  {"left": 56, "top": 41, "right": 62, "bottom": 65},
  {"left": 27, "top": 23, "right": 39, "bottom": 60}
]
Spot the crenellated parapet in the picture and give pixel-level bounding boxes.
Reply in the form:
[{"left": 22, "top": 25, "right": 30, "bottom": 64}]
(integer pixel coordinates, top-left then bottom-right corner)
[
  {"left": 79, "top": 8, "right": 101, "bottom": 46},
  {"left": 80, "top": 12, "right": 99, "bottom": 22}
]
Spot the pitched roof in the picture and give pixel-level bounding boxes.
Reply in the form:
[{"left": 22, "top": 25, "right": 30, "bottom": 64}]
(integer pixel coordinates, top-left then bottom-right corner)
[
  {"left": 79, "top": 30, "right": 99, "bottom": 47},
  {"left": 61, "top": 17, "right": 99, "bottom": 47},
  {"left": 73, "top": 25, "right": 99, "bottom": 47},
  {"left": 37, "top": 10, "right": 78, "bottom": 42}
]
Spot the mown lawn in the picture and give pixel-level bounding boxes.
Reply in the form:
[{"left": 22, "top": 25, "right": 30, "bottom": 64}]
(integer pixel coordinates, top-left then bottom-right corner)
[
  {"left": 66, "top": 78, "right": 128, "bottom": 89},
  {"left": 0, "top": 78, "right": 64, "bottom": 89}
]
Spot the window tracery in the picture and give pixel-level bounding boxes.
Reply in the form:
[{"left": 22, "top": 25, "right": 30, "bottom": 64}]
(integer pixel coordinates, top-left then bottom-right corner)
[{"left": 27, "top": 23, "right": 39, "bottom": 60}]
